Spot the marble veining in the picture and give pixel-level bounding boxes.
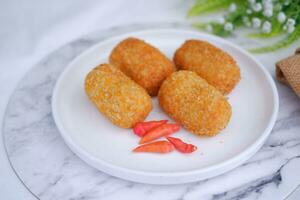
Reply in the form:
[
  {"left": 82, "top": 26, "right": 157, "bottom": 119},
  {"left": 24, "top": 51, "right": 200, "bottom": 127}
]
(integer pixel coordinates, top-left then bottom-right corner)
[{"left": 3, "top": 24, "right": 300, "bottom": 200}]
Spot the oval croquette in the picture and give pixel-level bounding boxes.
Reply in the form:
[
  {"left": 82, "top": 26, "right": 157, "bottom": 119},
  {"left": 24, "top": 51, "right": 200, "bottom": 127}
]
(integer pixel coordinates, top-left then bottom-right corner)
[
  {"left": 109, "top": 37, "right": 175, "bottom": 96},
  {"left": 174, "top": 40, "right": 240, "bottom": 95},
  {"left": 158, "top": 70, "right": 232, "bottom": 136},
  {"left": 85, "top": 64, "right": 152, "bottom": 128}
]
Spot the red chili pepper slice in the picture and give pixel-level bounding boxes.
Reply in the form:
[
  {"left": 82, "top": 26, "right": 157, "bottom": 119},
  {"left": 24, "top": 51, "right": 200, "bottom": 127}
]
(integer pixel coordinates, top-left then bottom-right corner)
[
  {"left": 133, "top": 141, "right": 174, "bottom": 154},
  {"left": 133, "top": 120, "right": 168, "bottom": 137},
  {"left": 166, "top": 136, "right": 197, "bottom": 153},
  {"left": 139, "top": 123, "right": 180, "bottom": 144}
]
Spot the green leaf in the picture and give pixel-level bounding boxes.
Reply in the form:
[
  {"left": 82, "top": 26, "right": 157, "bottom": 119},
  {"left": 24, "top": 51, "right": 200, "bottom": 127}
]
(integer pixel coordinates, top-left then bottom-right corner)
[
  {"left": 249, "top": 26, "right": 300, "bottom": 53},
  {"left": 247, "top": 31, "right": 282, "bottom": 38},
  {"left": 188, "top": 0, "right": 233, "bottom": 17},
  {"left": 192, "top": 23, "right": 209, "bottom": 30},
  {"left": 213, "top": 23, "right": 233, "bottom": 36}
]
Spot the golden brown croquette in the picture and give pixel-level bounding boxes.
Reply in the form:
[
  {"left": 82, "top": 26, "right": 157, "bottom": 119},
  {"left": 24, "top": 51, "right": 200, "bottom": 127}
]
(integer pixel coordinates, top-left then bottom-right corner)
[
  {"left": 173, "top": 40, "right": 240, "bottom": 95},
  {"left": 85, "top": 64, "right": 152, "bottom": 128},
  {"left": 158, "top": 70, "right": 232, "bottom": 136},
  {"left": 109, "top": 37, "right": 175, "bottom": 96}
]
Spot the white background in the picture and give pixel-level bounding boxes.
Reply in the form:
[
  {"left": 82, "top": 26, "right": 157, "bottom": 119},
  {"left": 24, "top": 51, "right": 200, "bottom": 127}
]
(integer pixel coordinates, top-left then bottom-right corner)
[{"left": 0, "top": 1, "right": 299, "bottom": 199}]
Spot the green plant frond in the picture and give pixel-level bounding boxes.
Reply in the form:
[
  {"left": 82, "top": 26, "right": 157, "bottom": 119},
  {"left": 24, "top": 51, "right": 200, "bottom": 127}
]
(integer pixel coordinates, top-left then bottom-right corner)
[
  {"left": 226, "top": 10, "right": 244, "bottom": 25},
  {"left": 187, "top": 0, "right": 300, "bottom": 51},
  {"left": 247, "top": 17, "right": 284, "bottom": 38},
  {"left": 249, "top": 26, "right": 300, "bottom": 53},
  {"left": 192, "top": 23, "right": 209, "bottom": 30},
  {"left": 193, "top": 22, "right": 232, "bottom": 37},
  {"left": 247, "top": 27, "right": 283, "bottom": 38},
  {"left": 211, "top": 23, "right": 232, "bottom": 37},
  {"left": 195, "top": 0, "right": 208, "bottom": 5},
  {"left": 247, "top": 30, "right": 283, "bottom": 38},
  {"left": 188, "top": 0, "right": 234, "bottom": 17},
  {"left": 236, "top": 0, "right": 247, "bottom": 7}
]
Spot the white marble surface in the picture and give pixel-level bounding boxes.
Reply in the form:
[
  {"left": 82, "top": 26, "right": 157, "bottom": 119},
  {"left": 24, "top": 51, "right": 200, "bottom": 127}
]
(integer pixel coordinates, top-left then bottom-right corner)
[
  {"left": 0, "top": 1, "right": 187, "bottom": 199},
  {"left": 1, "top": 1, "right": 300, "bottom": 199},
  {"left": 3, "top": 24, "right": 300, "bottom": 200}
]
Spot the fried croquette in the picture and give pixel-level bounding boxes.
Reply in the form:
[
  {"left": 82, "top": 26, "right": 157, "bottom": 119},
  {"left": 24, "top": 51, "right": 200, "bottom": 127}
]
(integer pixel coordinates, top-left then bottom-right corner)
[
  {"left": 173, "top": 40, "right": 240, "bottom": 95},
  {"left": 158, "top": 71, "right": 231, "bottom": 136},
  {"left": 109, "top": 37, "right": 175, "bottom": 96},
  {"left": 85, "top": 64, "right": 152, "bottom": 128}
]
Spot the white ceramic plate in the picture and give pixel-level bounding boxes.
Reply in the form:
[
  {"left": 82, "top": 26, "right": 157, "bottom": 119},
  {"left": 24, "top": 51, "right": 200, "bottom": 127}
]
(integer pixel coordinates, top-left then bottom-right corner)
[{"left": 52, "top": 29, "right": 278, "bottom": 184}]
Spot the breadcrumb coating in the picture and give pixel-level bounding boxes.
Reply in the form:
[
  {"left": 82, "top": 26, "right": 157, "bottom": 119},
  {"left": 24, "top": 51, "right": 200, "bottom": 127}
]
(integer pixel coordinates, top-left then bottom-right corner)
[
  {"left": 174, "top": 40, "right": 240, "bottom": 95},
  {"left": 109, "top": 37, "right": 175, "bottom": 96},
  {"left": 158, "top": 70, "right": 231, "bottom": 136},
  {"left": 85, "top": 64, "right": 152, "bottom": 128}
]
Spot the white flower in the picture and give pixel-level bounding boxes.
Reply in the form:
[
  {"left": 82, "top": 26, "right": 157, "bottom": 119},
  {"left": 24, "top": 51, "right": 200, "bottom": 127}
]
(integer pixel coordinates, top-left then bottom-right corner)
[
  {"left": 287, "top": 25, "right": 295, "bottom": 33},
  {"left": 252, "top": 17, "right": 261, "bottom": 28},
  {"left": 246, "top": 9, "right": 253, "bottom": 14},
  {"left": 287, "top": 18, "right": 296, "bottom": 26},
  {"left": 284, "top": 19, "right": 296, "bottom": 33},
  {"left": 248, "top": 0, "right": 256, "bottom": 4},
  {"left": 229, "top": 3, "right": 237, "bottom": 12},
  {"left": 263, "top": 1, "right": 273, "bottom": 10},
  {"left": 264, "top": 3, "right": 273, "bottom": 11},
  {"left": 277, "top": 12, "right": 286, "bottom": 23},
  {"left": 217, "top": 17, "right": 225, "bottom": 24},
  {"left": 262, "top": 0, "right": 271, "bottom": 4},
  {"left": 224, "top": 22, "right": 234, "bottom": 31},
  {"left": 206, "top": 24, "right": 212, "bottom": 32},
  {"left": 284, "top": 0, "right": 290, "bottom": 6},
  {"left": 262, "top": 0, "right": 273, "bottom": 8},
  {"left": 252, "top": 3, "right": 262, "bottom": 12},
  {"left": 263, "top": 9, "right": 273, "bottom": 17},
  {"left": 262, "top": 21, "right": 272, "bottom": 33}
]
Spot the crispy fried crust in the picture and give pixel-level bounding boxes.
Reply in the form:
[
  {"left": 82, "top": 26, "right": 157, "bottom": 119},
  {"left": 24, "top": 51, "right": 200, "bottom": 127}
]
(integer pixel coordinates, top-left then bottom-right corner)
[
  {"left": 158, "top": 71, "right": 231, "bottom": 136},
  {"left": 174, "top": 40, "right": 240, "bottom": 95},
  {"left": 85, "top": 64, "right": 152, "bottom": 128},
  {"left": 109, "top": 37, "right": 175, "bottom": 96}
]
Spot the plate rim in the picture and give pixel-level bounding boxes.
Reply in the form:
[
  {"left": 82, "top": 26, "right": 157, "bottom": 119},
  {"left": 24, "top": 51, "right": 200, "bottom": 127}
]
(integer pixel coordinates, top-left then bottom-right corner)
[{"left": 51, "top": 28, "right": 279, "bottom": 183}]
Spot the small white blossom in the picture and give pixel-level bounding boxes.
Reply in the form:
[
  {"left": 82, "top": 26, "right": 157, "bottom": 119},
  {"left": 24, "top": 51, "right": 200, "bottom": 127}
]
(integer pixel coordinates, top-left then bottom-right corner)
[
  {"left": 246, "top": 9, "right": 253, "bottom": 14},
  {"left": 248, "top": 0, "right": 256, "bottom": 4},
  {"left": 206, "top": 24, "right": 212, "bottom": 32},
  {"left": 277, "top": 12, "right": 286, "bottom": 23},
  {"left": 287, "top": 18, "right": 296, "bottom": 26},
  {"left": 264, "top": 6, "right": 273, "bottom": 12},
  {"left": 217, "top": 17, "right": 225, "bottom": 24},
  {"left": 287, "top": 25, "right": 295, "bottom": 33},
  {"left": 287, "top": 26, "right": 295, "bottom": 33},
  {"left": 252, "top": 17, "right": 261, "bottom": 28},
  {"left": 284, "top": 0, "right": 290, "bottom": 6},
  {"left": 229, "top": 3, "right": 237, "bottom": 12},
  {"left": 263, "top": 9, "right": 273, "bottom": 17},
  {"left": 224, "top": 22, "right": 234, "bottom": 31},
  {"left": 263, "top": 2, "right": 273, "bottom": 10},
  {"left": 252, "top": 3, "right": 262, "bottom": 12},
  {"left": 262, "top": 21, "right": 272, "bottom": 33},
  {"left": 262, "top": 0, "right": 271, "bottom": 4}
]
